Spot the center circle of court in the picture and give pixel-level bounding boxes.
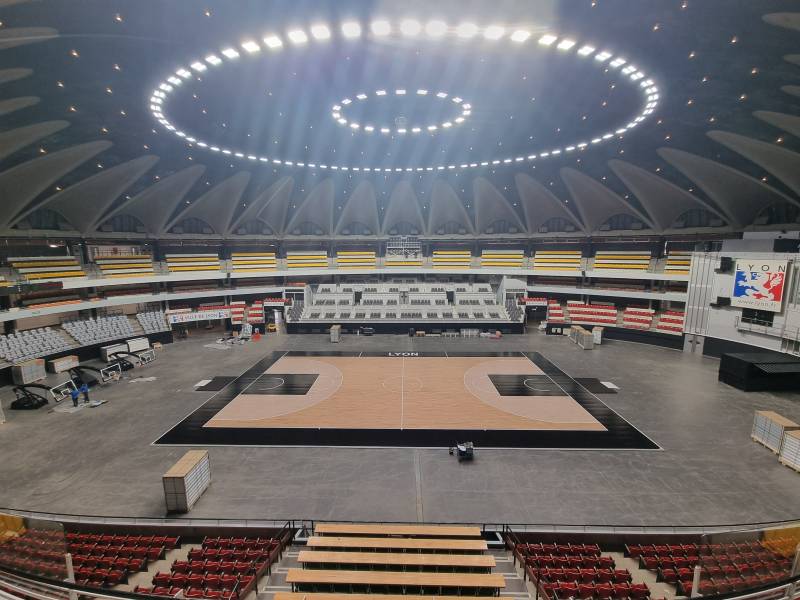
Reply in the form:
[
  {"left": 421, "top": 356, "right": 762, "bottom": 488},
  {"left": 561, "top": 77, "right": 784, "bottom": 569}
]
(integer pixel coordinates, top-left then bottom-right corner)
[
  {"left": 381, "top": 375, "right": 424, "bottom": 393},
  {"left": 524, "top": 378, "right": 555, "bottom": 392},
  {"left": 258, "top": 377, "right": 285, "bottom": 390}
]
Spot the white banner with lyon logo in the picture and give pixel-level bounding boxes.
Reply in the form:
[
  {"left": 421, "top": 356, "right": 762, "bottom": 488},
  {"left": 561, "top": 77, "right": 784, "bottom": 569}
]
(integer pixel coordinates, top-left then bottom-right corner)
[{"left": 731, "top": 259, "right": 788, "bottom": 312}]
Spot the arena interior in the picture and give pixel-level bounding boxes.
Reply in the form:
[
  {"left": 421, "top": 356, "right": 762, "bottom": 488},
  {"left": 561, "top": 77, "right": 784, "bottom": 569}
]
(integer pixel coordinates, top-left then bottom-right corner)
[{"left": 1, "top": 2, "right": 800, "bottom": 600}]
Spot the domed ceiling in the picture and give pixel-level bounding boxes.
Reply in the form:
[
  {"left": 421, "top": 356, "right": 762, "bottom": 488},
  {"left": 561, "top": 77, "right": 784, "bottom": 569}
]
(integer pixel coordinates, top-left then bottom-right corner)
[{"left": 0, "top": 0, "right": 799, "bottom": 241}]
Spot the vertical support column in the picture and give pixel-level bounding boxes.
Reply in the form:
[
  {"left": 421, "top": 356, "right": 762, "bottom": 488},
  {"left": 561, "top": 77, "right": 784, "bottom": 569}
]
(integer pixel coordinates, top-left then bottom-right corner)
[
  {"left": 690, "top": 563, "right": 701, "bottom": 598},
  {"left": 65, "top": 553, "right": 78, "bottom": 600}
]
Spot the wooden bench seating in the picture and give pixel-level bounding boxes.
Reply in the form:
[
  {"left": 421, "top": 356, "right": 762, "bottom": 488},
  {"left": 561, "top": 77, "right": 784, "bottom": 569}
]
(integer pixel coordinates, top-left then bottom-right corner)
[
  {"left": 286, "top": 568, "right": 504, "bottom": 594},
  {"left": 306, "top": 536, "right": 488, "bottom": 553},
  {"left": 297, "top": 551, "right": 495, "bottom": 572},
  {"left": 314, "top": 523, "right": 482, "bottom": 538},
  {"left": 277, "top": 593, "right": 472, "bottom": 600}
]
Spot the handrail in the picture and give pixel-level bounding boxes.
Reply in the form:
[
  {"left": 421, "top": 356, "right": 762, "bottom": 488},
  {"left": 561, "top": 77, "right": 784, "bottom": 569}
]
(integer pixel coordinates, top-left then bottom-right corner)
[
  {"left": 735, "top": 315, "right": 800, "bottom": 342},
  {"left": 2, "top": 551, "right": 799, "bottom": 600},
  {"left": 2, "top": 507, "right": 800, "bottom": 535}
]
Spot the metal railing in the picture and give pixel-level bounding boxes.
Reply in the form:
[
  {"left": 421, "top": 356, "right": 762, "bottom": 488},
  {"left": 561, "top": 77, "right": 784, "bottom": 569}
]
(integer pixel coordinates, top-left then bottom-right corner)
[
  {"left": 735, "top": 315, "right": 800, "bottom": 343},
  {"left": 3, "top": 507, "right": 800, "bottom": 536}
]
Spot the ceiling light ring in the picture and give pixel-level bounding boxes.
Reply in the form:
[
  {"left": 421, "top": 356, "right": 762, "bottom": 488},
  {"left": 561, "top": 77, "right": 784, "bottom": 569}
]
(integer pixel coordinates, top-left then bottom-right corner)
[
  {"left": 331, "top": 89, "right": 472, "bottom": 135},
  {"left": 150, "top": 19, "right": 660, "bottom": 172}
]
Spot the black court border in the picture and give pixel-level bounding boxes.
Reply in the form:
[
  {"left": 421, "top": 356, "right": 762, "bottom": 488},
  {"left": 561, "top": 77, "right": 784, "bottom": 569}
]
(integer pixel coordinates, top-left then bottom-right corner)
[{"left": 155, "top": 351, "right": 658, "bottom": 449}]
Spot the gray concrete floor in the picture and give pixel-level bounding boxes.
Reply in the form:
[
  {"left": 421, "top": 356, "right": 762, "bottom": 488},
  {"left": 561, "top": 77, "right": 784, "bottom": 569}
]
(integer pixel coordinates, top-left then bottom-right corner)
[{"left": 1, "top": 329, "right": 799, "bottom": 526}]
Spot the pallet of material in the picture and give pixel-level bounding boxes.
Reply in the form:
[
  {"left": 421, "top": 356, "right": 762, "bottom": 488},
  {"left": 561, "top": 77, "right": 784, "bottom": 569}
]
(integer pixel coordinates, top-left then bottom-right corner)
[
  {"left": 778, "top": 430, "right": 800, "bottom": 473},
  {"left": 752, "top": 411, "right": 799, "bottom": 454},
  {"left": 163, "top": 450, "right": 211, "bottom": 513},
  {"left": 11, "top": 359, "right": 46, "bottom": 385}
]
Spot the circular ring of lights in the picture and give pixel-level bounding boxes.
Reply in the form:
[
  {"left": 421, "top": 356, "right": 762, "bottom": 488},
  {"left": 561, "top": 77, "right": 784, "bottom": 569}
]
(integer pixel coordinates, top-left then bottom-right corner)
[
  {"left": 149, "top": 19, "right": 661, "bottom": 173},
  {"left": 331, "top": 89, "right": 472, "bottom": 135}
]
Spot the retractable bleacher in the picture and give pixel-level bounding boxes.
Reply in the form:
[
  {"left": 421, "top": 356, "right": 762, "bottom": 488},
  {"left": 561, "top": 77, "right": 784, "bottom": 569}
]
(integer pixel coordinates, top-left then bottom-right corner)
[
  {"left": 230, "top": 252, "right": 277, "bottom": 272},
  {"left": 655, "top": 311, "right": 685, "bottom": 335},
  {"left": 480, "top": 249, "right": 525, "bottom": 268},
  {"left": 567, "top": 301, "right": 619, "bottom": 326},
  {"left": 432, "top": 250, "right": 472, "bottom": 269},
  {"left": 165, "top": 254, "right": 221, "bottom": 273},
  {"left": 289, "top": 523, "right": 502, "bottom": 596},
  {"left": 336, "top": 251, "right": 377, "bottom": 269},
  {"left": 592, "top": 251, "right": 652, "bottom": 271},
  {"left": 94, "top": 255, "right": 155, "bottom": 278},
  {"left": 533, "top": 251, "right": 582, "bottom": 271},
  {"left": 664, "top": 252, "right": 692, "bottom": 275},
  {"left": 8, "top": 256, "right": 86, "bottom": 282},
  {"left": 287, "top": 251, "right": 328, "bottom": 269}
]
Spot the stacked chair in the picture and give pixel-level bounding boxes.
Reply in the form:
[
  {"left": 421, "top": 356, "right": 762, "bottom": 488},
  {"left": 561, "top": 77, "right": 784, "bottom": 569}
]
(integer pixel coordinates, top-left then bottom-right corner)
[
  {"left": 0, "top": 327, "right": 74, "bottom": 364},
  {"left": 62, "top": 315, "right": 135, "bottom": 345},
  {"left": 137, "top": 311, "right": 170, "bottom": 333}
]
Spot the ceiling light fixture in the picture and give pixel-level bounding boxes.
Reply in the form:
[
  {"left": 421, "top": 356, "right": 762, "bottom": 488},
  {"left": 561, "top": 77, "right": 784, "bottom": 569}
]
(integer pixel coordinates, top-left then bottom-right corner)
[
  {"left": 483, "top": 25, "right": 505, "bottom": 40},
  {"left": 150, "top": 19, "right": 660, "bottom": 172}
]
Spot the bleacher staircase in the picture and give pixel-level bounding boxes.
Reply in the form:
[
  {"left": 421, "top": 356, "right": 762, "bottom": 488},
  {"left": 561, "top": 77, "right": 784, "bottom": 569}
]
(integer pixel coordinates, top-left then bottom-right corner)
[{"left": 262, "top": 523, "right": 526, "bottom": 600}]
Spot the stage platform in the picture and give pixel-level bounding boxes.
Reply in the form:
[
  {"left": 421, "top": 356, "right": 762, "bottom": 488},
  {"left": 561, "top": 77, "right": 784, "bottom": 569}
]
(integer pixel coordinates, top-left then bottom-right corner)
[{"left": 156, "top": 351, "right": 658, "bottom": 450}]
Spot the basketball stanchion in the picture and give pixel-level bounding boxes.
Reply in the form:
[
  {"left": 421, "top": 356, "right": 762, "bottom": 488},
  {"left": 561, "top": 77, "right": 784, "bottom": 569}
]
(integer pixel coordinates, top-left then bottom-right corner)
[
  {"left": 49, "top": 380, "right": 78, "bottom": 403},
  {"left": 99, "top": 363, "right": 122, "bottom": 382},
  {"left": 138, "top": 348, "right": 156, "bottom": 365}
]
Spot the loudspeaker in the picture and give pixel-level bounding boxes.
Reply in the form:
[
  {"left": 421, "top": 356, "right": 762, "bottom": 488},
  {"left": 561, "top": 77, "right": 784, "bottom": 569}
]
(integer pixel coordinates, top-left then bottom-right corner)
[
  {"left": 710, "top": 297, "right": 731, "bottom": 308},
  {"left": 716, "top": 256, "right": 734, "bottom": 273}
]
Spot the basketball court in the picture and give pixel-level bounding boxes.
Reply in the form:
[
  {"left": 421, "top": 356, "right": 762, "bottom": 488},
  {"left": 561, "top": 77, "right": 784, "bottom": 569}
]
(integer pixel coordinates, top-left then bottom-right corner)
[{"left": 156, "top": 351, "right": 658, "bottom": 449}]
